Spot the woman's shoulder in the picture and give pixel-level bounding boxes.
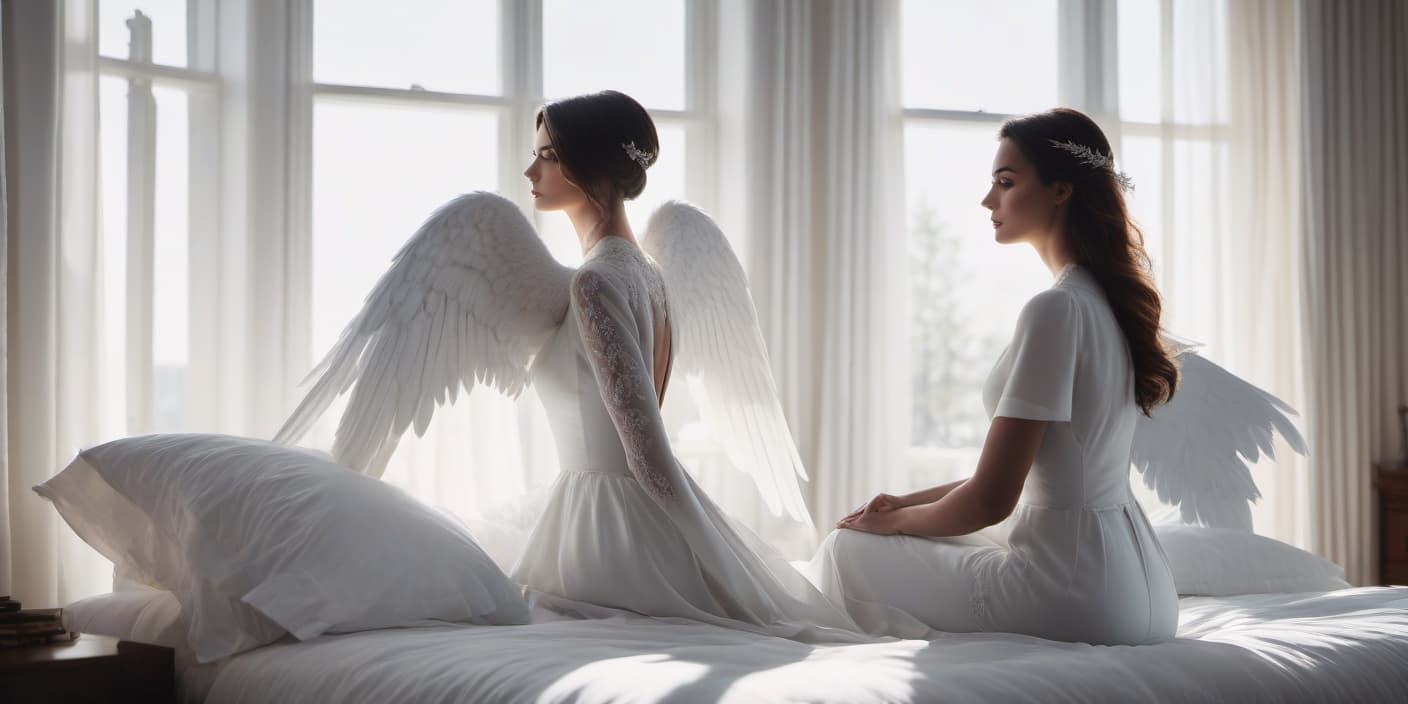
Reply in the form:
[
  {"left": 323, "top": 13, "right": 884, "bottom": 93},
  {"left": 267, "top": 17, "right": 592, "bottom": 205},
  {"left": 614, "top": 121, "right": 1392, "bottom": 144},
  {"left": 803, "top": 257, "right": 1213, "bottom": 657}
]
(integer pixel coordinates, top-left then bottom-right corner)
[
  {"left": 1005, "top": 286, "right": 1084, "bottom": 353},
  {"left": 1017, "top": 286, "right": 1079, "bottom": 324}
]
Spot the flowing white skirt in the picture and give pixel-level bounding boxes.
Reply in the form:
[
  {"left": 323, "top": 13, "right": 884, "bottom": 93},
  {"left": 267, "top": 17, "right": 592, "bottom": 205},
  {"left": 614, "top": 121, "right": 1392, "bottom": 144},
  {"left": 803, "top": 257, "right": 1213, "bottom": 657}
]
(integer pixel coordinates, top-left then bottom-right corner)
[{"left": 511, "top": 468, "right": 871, "bottom": 643}]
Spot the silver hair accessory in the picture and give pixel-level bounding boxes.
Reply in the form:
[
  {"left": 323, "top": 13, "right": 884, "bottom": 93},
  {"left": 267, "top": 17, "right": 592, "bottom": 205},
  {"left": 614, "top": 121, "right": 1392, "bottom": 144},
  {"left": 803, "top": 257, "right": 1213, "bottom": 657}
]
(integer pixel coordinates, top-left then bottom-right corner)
[
  {"left": 621, "top": 141, "right": 654, "bottom": 169},
  {"left": 1049, "top": 139, "right": 1135, "bottom": 192}
]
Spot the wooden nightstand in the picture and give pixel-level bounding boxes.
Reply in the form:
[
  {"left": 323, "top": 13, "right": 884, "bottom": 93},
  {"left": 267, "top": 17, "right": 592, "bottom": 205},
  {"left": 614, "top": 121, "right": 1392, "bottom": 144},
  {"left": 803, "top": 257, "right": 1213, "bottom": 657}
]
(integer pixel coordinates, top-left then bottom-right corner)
[
  {"left": 1374, "top": 461, "right": 1408, "bottom": 586},
  {"left": 0, "top": 634, "right": 174, "bottom": 703}
]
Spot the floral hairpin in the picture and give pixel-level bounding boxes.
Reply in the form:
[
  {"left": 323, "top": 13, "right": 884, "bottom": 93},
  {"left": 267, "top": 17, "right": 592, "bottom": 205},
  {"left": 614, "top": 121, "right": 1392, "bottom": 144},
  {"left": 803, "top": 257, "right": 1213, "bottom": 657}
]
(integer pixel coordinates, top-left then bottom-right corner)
[
  {"left": 621, "top": 141, "right": 654, "bottom": 169},
  {"left": 1049, "top": 139, "right": 1135, "bottom": 192}
]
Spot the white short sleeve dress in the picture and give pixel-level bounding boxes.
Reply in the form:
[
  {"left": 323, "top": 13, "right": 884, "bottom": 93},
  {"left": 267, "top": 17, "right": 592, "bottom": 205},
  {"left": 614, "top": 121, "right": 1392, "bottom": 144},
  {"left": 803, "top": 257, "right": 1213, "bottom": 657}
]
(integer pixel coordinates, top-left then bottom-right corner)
[{"left": 809, "top": 264, "right": 1179, "bottom": 645}]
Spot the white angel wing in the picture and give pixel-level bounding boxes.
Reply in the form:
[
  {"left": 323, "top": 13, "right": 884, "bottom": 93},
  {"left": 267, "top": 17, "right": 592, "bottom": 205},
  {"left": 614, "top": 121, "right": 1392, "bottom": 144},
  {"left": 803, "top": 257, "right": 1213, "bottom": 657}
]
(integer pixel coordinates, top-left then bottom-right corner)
[
  {"left": 642, "top": 201, "right": 813, "bottom": 525},
  {"left": 274, "top": 192, "right": 572, "bottom": 476},
  {"left": 1131, "top": 338, "right": 1308, "bottom": 531}
]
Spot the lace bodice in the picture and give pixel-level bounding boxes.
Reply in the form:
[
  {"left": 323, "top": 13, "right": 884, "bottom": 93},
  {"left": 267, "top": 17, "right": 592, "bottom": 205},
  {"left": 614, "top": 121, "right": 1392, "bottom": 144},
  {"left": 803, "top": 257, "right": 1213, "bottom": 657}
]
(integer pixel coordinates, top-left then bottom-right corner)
[{"left": 531, "top": 237, "right": 679, "bottom": 500}]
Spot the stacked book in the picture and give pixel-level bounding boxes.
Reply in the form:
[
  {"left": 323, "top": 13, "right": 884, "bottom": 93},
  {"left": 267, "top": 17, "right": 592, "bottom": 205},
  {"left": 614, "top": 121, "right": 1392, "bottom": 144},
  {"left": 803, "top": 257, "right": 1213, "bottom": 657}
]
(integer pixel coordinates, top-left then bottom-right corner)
[{"left": 0, "top": 608, "right": 78, "bottom": 647}]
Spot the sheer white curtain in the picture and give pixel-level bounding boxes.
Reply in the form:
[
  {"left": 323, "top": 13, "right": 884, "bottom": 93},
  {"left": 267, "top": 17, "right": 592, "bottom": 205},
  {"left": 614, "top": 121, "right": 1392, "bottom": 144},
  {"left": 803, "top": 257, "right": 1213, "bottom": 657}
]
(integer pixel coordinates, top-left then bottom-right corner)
[
  {"left": 0, "top": 0, "right": 9, "bottom": 601},
  {"left": 715, "top": 0, "right": 906, "bottom": 553},
  {"left": 1222, "top": 0, "right": 1305, "bottom": 547},
  {"left": 1115, "top": 0, "right": 1306, "bottom": 547},
  {"left": 2, "top": 0, "right": 112, "bottom": 606},
  {"left": 812, "top": 0, "right": 908, "bottom": 542},
  {"left": 1299, "top": 0, "right": 1408, "bottom": 586},
  {"left": 2, "top": 0, "right": 309, "bottom": 606}
]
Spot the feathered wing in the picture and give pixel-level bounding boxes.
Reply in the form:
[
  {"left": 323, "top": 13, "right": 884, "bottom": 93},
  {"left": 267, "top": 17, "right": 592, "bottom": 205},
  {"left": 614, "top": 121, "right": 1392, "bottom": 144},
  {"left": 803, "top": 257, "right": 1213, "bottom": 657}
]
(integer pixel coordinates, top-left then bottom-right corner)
[
  {"left": 274, "top": 192, "right": 572, "bottom": 476},
  {"left": 1131, "top": 338, "right": 1308, "bottom": 531},
  {"left": 642, "top": 201, "right": 813, "bottom": 526}
]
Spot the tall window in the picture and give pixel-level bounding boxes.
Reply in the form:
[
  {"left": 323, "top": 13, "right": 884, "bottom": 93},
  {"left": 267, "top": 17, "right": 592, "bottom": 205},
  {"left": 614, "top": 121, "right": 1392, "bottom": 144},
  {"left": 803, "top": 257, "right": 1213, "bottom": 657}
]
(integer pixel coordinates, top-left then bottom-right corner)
[
  {"left": 901, "top": 0, "right": 1061, "bottom": 486},
  {"left": 900, "top": 0, "right": 1230, "bottom": 494},
  {"left": 1113, "top": 0, "right": 1230, "bottom": 345},
  {"left": 91, "top": 0, "right": 714, "bottom": 505},
  {"left": 306, "top": 0, "right": 704, "bottom": 358},
  {"left": 301, "top": 0, "right": 714, "bottom": 503},
  {"left": 97, "top": 1, "right": 218, "bottom": 434}
]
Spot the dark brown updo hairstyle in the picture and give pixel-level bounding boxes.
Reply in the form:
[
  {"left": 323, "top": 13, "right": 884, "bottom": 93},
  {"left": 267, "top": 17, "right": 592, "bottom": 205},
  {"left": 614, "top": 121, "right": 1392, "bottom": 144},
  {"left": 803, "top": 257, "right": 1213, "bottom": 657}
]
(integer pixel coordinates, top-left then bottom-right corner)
[
  {"left": 999, "top": 108, "right": 1178, "bottom": 415},
  {"left": 535, "top": 90, "right": 659, "bottom": 217}
]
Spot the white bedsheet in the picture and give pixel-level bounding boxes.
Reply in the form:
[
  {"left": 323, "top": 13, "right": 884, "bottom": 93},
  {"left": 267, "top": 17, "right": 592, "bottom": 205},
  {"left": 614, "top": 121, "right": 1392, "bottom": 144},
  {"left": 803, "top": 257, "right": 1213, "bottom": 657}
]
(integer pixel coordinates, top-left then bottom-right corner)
[{"left": 67, "top": 587, "right": 1408, "bottom": 703}]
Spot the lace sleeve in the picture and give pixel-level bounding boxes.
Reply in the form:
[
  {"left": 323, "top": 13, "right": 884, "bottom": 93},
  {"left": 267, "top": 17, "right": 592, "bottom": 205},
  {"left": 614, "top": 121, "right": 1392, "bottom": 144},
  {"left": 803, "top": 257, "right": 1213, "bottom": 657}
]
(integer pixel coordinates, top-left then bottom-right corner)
[{"left": 572, "top": 269, "right": 683, "bottom": 502}]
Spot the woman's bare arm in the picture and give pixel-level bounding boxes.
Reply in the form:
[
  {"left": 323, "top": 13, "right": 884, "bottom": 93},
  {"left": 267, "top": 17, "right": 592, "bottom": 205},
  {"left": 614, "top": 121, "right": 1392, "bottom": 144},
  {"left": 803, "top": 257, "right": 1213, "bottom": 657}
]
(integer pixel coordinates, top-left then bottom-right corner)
[
  {"left": 901, "top": 478, "right": 968, "bottom": 507},
  {"left": 843, "top": 416, "right": 1046, "bottom": 537}
]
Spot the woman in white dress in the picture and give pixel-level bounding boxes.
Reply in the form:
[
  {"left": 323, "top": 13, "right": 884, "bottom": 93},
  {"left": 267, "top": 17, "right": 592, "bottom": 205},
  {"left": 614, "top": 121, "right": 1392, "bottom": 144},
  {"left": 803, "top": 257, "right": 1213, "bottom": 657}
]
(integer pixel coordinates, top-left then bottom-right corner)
[
  {"left": 510, "top": 91, "right": 866, "bottom": 639},
  {"left": 810, "top": 108, "right": 1181, "bottom": 645},
  {"left": 278, "top": 90, "right": 864, "bottom": 641},
  {"left": 481, "top": 91, "right": 870, "bottom": 640}
]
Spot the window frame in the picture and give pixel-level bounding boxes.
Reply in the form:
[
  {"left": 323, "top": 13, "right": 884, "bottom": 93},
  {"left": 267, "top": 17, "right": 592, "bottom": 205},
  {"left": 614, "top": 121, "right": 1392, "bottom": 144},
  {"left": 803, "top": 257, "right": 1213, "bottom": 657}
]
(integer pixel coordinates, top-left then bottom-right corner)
[
  {"left": 283, "top": 0, "right": 719, "bottom": 373},
  {"left": 98, "top": 0, "right": 221, "bottom": 433},
  {"left": 899, "top": 0, "right": 1231, "bottom": 478}
]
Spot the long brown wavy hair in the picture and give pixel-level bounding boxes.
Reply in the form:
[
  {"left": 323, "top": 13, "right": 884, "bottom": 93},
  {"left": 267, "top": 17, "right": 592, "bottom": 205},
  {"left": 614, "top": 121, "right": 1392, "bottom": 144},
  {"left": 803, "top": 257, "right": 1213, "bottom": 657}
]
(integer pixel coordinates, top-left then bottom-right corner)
[{"left": 999, "top": 108, "right": 1178, "bottom": 414}]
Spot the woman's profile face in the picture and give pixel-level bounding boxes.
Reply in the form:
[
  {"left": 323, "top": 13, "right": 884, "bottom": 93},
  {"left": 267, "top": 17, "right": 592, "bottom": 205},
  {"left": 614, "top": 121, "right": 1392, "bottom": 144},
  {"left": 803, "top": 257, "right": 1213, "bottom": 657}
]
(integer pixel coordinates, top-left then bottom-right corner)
[
  {"left": 523, "top": 122, "right": 588, "bottom": 212},
  {"left": 980, "top": 138, "right": 1069, "bottom": 246}
]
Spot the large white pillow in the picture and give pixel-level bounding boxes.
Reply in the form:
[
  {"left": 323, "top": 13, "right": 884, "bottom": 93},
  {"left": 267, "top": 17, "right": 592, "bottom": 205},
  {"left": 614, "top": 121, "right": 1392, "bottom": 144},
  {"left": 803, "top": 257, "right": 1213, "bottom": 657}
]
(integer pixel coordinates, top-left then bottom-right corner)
[
  {"left": 1154, "top": 522, "right": 1351, "bottom": 596},
  {"left": 35, "top": 434, "right": 529, "bottom": 662}
]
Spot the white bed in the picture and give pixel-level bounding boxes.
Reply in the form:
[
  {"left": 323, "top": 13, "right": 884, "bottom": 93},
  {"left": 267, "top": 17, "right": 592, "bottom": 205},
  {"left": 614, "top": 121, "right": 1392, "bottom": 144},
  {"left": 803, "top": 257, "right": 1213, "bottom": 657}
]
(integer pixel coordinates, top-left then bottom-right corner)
[{"left": 64, "top": 585, "right": 1408, "bottom": 703}]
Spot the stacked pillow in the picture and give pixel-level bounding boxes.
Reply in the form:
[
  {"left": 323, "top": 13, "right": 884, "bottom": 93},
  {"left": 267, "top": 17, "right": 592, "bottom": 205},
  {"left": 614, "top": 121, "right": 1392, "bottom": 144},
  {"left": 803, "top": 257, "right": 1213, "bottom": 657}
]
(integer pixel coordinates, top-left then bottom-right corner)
[
  {"left": 35, "top": 434, "right": 529, "bottom": 663},
  {"left": 1152, "top": 521, "right": 1351, "bottom": 596}
]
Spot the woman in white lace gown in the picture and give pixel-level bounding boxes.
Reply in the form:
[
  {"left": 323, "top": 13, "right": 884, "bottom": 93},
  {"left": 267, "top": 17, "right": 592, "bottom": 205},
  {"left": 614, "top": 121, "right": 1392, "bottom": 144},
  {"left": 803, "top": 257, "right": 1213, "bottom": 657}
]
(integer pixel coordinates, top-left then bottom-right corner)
[
  {"left": 505, "top": 91, "right": 862, "bottom": 640},
  {"left": 809, "top": 109, "right": 1180, "bottom": 645},
  {"left": 276, "top": 90, "right": 862, "bottom": 641}
]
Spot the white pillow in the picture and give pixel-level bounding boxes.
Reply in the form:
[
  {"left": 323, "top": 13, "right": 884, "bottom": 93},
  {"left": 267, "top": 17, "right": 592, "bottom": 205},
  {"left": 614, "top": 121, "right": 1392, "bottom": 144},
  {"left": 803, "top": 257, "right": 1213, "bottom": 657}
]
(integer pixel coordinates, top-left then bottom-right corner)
[
  {"left": 1154, "top": 522, "right": 1351, "bottom": 596},
  {"left": 63, "top": 588, "right": 187, "bottom": 654},
  {"left": 35, "top": 434, "right": 529, "bottom": 663}
]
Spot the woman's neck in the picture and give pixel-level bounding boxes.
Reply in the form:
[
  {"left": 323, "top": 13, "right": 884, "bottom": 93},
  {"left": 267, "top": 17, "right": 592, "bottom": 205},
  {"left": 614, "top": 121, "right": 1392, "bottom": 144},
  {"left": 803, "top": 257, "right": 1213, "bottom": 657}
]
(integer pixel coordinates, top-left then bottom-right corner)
[
  {"left": 568, "top": 199, "right": 636, "bottom": 255},
  {"left": 1033, "top": 227, "right": 1073, "bottom": 277}
]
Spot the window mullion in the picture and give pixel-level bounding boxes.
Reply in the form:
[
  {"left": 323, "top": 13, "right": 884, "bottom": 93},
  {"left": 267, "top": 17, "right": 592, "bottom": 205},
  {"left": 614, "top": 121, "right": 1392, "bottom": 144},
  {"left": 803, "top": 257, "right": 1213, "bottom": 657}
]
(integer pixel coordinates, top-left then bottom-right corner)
[
  {"left": 684, "top": 0, "right": 718, "bottom": 211},
  {"left": 1057, "top": 0, "right": 1085, "bottom": 108},
  {"left": 1094, "top": 0, "right": 1120, "bottom": 121},
  {"left": 1158, "top": 0, "right": 1175, "bottom": 287},
  {"left": 502, "top": 0, "right": 542, "bottom": 216},
  {"left": 97, "top": 56, "right": 218, "bottom": 91},
  {"left": 206, "top": 0, "right": 301, "bottom": 435},
  {"left": 314, "top": 83, "right": 510, "bottom": 108},
  {"left": 1057, "top": 0, "right": 1120, "bottom": 122},
  {"left": 901, "top": 108, "right": 1010, "bottom": 125},
  {"left": 285, "top": 0, "right": 316, "bottom": 399},
  {"left": 186, "top": 0, "right": 222, "bottom": 430},
  {"left": 125, "top": 11, "right": 157, "bottom": 434}
]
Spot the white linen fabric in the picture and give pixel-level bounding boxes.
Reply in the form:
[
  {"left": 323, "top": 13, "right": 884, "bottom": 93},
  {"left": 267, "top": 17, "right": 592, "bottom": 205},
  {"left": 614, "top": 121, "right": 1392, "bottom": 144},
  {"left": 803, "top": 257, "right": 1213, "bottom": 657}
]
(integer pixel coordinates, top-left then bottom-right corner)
[
  {"left": 1153, "top": 522, "right": 1350, "bottom": 596},
  {"left": 508, "top": 237, "right": 863, "bottom": 641},
  {"left": 64, "top": 587, "right": 186, "bottom": 651},
  {"left": 811, "top": 265, "right": 1178, "bottom": 645},
  {"left": 64, "top": 586, "right": 1408, "bottom": 704},
  {"left": 1, "top": 0, "right": 113, "bottom": 608},
  {"left": 34, "top": 434, "right": 529, "bottom": 662},
  {"left": 717, "top": 0, "right": 909, "bottom": 555}
]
